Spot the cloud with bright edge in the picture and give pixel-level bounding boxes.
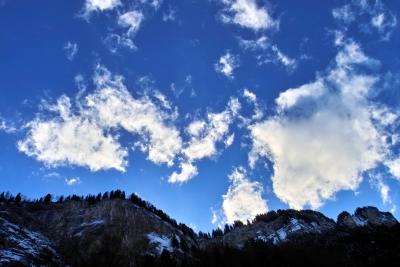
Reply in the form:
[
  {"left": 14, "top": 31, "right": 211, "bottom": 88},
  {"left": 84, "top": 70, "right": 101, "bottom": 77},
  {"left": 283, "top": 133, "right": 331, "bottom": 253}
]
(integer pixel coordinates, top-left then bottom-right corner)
[
  {"left": 82, "top": 0, "right": 121, "bottom": 18},
  {"left": 248, "top": 38, "right": 399, "bottom": 210},
  {"left": 168, "top": 98, "right": 241, "bottom": 183},
  {"left": 65, "top": 177, "right": 81, "bottom": 186},
  {"left": 103, "top": 10, "right": 144, "bottom": 53},
  {"left": 369, "top": 173, "right": 396, "bottom": 213},
  {"left": 241, "top": 88, "right": 264, "bottom": 123},
  {"left": 221, "top": 167, "right": 268, "bottom": 224},
  {"left": 18, "top": 65, "right": 182, "bottom": 172},
  {"left": 215, "top": 52, "right": 239, "bottom": 79},
  {"left": 118, "top": 11, "right": 144, "bottom": 36},
  {"left": 220, "top": 0, "right": 276, "bottom": 31}
]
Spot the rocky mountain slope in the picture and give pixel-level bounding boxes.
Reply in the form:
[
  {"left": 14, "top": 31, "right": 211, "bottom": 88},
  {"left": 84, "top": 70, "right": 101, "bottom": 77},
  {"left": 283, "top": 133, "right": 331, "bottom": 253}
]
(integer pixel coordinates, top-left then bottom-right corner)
[{"left": 0, "top": 192, "right": 399, "bottom": 266}]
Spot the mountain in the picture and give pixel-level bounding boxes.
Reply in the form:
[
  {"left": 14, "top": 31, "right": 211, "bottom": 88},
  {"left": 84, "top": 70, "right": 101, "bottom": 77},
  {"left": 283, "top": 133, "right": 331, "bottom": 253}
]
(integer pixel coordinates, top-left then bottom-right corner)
[{"left": 1, "top": 192, "right": 399, "bottom": 266}]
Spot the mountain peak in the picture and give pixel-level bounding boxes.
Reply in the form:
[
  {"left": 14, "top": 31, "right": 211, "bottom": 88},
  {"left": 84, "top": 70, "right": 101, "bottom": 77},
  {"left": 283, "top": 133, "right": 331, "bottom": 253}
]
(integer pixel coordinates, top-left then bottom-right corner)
[{"left": 337, "top": 206, "right": 398, "bottom": 228}]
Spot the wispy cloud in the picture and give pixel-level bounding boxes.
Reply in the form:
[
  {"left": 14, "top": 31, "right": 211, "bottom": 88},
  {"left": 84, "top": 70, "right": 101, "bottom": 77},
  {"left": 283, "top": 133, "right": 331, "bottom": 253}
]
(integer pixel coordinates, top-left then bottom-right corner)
[
  {"left": 118, "top": 10, "right": 144, "bottom": 36},
  {"left": 64, "top": 42, "right": 78, "bottom": 61},
  {"left": 238, "top": 36, "right": 298, "bottom": 70},
  {"left": 0, "top": 117, "right": 17, "bottom": 134},
  {"left": 332, "top": 0, "right": 397, "bottom": 41}
]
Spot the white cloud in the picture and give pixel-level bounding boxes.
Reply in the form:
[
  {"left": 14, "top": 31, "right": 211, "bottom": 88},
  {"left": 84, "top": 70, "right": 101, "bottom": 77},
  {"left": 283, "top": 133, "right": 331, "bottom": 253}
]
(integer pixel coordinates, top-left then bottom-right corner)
[
  {"left": 224, "top": 133, "right": 235, "bottom": 147},
  {"left": 182, "top": 98, "right": 240, "bottom": 162},
  {"left": 220, "top": 0, "right": 276, "bottom": 31},
  {"left": 386, "top": 158, "right": 400, "bottom": 180},
  {"left": 238, "top": 35, "right": 268, "bottom": 50},
  {"left": 243, "top": 88, "right": 257, "bottom": 103},
  {"left": 64, "top": 42, "right": 78, "bottom": 61},
  {"left": 104, "top": 10, "right": 144, "bottom": 53},
  {"left": 271, "top": 45, "right": 297, "bottom": 69},
  {"left": 170, "top": 75, "right": 195, "bottom": 98},
  {"left": 118, "top": 11, "right": 144, "bottom": 36},
  {"left": 88, "top": 66, "right": 182, "bottom": 166},
  {"left": 65, "top": 177, "right": 81, "bottom": 186},
  {"left": 19, "top": 65, "right": 182, "bottom": 172},
  {"left": 168, "top": 162, "right": 198, "bottom": 184},
  {"left": 18, "top": 95, "right": 128, "bottom": 172},
  {"left": 211, "top": 209, "right": 219, "bottom": 224},
  {"left": 0, "top": 117, "right": 17, "bottom": 133},
  {"left": 369, "top": 174, "right": 396, "bottom": 213},
  {"left": 249, "top": 40, "right": 398, "bottom": 209},
  {"left": 275, "top": 80, "right": 325, "bottom": 111},
  {"left": 222, "top": 167, "right": 268, "bottom": 224},
  {"left": 215, "top": 52, "right": 239, "bottom": 78},
  {"left": 163, "top": 7, "right": 176, "bottom": 22},
  {"left": 82, "top": 0, "right": 121, "bottom": 18},
  {"left": 332, "top": 4, "right": 355, "bottom": 24},
  {"left": 141, "top": 0, "right": 163, "bottom": 10},
  {"left": 243, "top": 88, "right": 263, "bottom": 121},
  {"left": 104, "top": 33, "right": 136, "bottom": 53},
  {"left": 168, "top": 98, "right": 241, "bottom": 183},
  {"left": 243, "top": 42, "right": 298, "bottom": 70}
]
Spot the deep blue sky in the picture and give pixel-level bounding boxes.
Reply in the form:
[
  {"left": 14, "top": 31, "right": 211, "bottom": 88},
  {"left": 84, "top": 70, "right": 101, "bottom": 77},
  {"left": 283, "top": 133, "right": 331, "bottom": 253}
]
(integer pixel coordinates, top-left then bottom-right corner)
[{"left": 0, "top": 0, "right": 400, "bottom": 232}]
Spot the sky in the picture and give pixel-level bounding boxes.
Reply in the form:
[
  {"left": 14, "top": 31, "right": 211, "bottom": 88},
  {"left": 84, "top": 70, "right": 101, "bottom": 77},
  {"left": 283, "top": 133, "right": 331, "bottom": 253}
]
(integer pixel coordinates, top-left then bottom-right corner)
[{"left": 0, "top": 0, "right": 400, "bottom": 232}]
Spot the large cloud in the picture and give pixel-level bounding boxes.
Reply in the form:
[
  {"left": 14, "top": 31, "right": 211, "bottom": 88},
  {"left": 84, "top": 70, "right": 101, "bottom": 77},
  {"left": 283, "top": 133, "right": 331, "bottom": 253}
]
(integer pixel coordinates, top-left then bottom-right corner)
[
  {"left": 249, "top": 39, "right": 398, "bottom": 209},
  {"left": 222, "top": 167, "right": 268, "bottom": 224},
  {"left": 18, "top": 65, "right": 182, "bottom": 171}
]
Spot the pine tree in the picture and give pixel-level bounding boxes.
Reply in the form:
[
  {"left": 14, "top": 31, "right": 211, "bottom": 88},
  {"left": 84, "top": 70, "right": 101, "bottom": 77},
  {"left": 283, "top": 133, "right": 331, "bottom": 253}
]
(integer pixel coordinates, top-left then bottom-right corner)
[
  {"left": 43, "top": 193, "right": 52, "bottom": 203},
  {"left": 15, "top": 193, "right": 22, "bottom": 203}
]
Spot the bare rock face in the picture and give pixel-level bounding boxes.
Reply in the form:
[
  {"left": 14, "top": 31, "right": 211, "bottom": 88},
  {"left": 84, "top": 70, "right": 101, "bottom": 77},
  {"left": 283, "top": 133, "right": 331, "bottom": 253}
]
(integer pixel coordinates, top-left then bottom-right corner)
[
  {"left": 1, "top": 199, "right": 196, "bottom": 266},
  {"left": 32, "top": 200, "right": 195, "bottom": 263},
  {"left": 1, "top": 197, "right": 399, "bottom": 266},
  {"left": 337, "top": 206, "right": 398, "bottom": 228}
]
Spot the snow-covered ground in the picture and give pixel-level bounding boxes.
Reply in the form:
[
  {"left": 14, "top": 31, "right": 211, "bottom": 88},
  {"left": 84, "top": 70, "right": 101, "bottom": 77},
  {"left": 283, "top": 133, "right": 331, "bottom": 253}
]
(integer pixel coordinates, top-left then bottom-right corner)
[
  {"left": 0, "top": 216, "right": 60, "bottom": 264},
  {"left": 147, "top": 232, "right": 173, "bottom": 255}
]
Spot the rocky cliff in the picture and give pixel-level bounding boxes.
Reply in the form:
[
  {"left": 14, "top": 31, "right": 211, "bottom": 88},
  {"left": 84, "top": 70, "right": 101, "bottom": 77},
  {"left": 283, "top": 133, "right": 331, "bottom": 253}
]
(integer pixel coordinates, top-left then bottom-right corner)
[{"left": 0, "top": 193, "right": 399, "bottom": 267}]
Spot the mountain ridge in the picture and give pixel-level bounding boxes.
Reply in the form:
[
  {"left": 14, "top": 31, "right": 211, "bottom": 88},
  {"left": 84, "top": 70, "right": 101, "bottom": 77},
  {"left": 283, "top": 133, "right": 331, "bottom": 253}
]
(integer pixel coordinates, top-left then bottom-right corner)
[{"left": 1, "top": 191, "right": 399, "bottom": 266}]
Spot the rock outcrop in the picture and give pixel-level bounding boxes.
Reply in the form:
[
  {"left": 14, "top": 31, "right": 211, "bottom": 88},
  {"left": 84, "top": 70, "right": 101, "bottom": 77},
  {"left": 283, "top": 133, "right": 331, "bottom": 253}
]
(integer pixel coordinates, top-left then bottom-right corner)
[
  {"left": 337, "top": 206, "right": 398, "bottom": 228},
  {"left": 0, "top": 195, "right": 399, "bottom": 266}
]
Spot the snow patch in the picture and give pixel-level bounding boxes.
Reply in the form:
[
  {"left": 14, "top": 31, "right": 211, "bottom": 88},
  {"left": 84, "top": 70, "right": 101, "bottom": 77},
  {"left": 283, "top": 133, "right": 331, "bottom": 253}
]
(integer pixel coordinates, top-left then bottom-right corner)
[
  {"left": 147, "top": 232, "right": 172, "bottom": 255},
  {"left": 0, "top": 249, "right": 23, "bottom": 264},
  {"left": 81, "top": 219, "right": 105, "bottom": 227},
  {"left": 353, "top": 216, "right": 367, "bottom": 226},
  {"left": 0, "top": 216, "right": 60, "bottom": 263}
]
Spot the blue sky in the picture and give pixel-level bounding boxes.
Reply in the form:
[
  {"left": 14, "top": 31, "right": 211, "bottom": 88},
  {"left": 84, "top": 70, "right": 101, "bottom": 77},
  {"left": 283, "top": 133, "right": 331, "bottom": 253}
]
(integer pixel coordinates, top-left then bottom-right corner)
[{"left": 1, "top": 0, "right": 400, "bottom": 232}]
